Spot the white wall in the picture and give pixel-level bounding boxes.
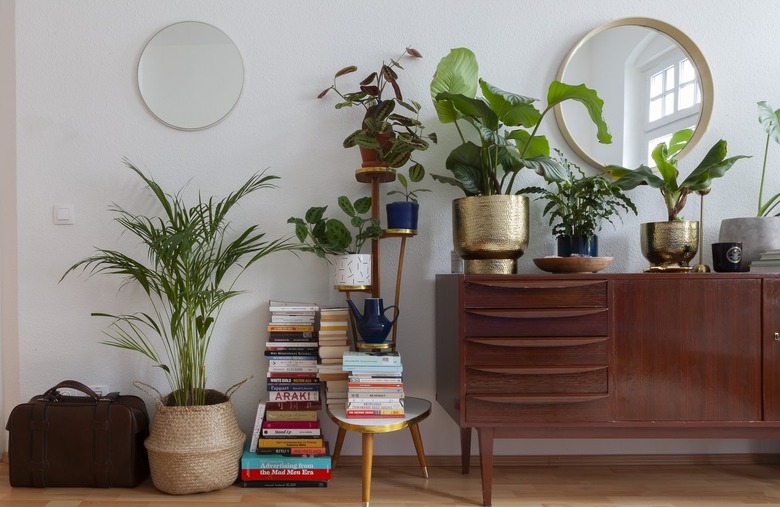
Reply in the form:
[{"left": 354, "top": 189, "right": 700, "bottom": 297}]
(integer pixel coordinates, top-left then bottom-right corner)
[
  {"left": 1, "top": 0, "right": 17, "bottom": 455},
  {"left": 5, "top": 0, "right": 780, "bottom": 458}
]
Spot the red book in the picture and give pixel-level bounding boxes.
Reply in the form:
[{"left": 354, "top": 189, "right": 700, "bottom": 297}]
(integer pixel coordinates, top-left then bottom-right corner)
[
  {"left": 241, "top": 468, "right": 332, "bottom": 481},
  {"left": 267, "top": 371, "right": 318, "bottom": 379},
  {"left": 262, "top": 420, "right": 320, "bottom": 429}
]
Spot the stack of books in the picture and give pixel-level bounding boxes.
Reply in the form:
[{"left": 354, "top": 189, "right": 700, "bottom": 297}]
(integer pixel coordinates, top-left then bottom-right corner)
[
  {"left": 343, "top": 351, "right": 404, "bottom": 418},
  {"left": 317, "top": 307, "right": 351, "bottom": 382},
  {"left": 241, "top": 300, "right": 330, "bottom": 487},
  {"left": 750, "top": 250, "right": 780, "bottom": 272}
]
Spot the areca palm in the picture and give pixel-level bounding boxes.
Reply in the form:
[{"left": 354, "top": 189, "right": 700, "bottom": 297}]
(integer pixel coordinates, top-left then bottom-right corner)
[{"left": 63, "top": 160, "right": 295, "bottom": 405}]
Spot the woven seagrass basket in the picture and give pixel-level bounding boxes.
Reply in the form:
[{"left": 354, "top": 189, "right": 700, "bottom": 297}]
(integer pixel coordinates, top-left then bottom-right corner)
[{"left": 144, "top": 388, "right": 245, "bottom": 495}]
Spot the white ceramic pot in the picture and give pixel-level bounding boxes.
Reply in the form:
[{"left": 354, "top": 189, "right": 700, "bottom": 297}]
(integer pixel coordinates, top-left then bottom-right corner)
[{"left": 332, "top": 254, "right": 371, "bottom": 288}]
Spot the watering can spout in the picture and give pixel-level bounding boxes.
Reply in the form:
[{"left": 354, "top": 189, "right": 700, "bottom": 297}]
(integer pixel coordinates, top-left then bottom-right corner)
[{"left": 346, "top": 299, "right": 362, "bottom": 322}]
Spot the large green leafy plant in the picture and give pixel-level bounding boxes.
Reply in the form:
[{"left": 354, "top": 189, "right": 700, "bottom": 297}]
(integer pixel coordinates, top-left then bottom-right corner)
[
  {"left": 429, "top": 47, "right": 611, "bottom": 196},
  {"left": 606, "top": 129, "right": 748, "bottom": 221},
  {"left": 757, "top": 100, "right": 780, "bottom": 217},
  {"left": 318, "top": 47, "right": 437, "bottom": 172},
  {"left": 62, "top": 161, "right": 294, "bottom": 406},
  {"left": 519, "top": 151, "right": 637, "bottom": 238},
  {"left": 288, "top": 195, "right": 383, "bottom": 257}
]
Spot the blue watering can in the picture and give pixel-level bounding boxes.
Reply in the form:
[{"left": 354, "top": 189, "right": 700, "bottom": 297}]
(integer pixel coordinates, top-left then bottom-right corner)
[{"left": 346, "top": 298, "right": 399, "bottom": 344}]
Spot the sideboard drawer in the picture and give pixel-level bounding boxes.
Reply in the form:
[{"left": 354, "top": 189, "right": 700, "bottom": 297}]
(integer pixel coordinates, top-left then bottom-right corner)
[
  {"left": 465, "top": 366, "right": 607, "bottom": 394},
  {"left": 464, "top": 279, "right": 606, "bottom": 308},
  {"left": 464, "top": 308, "right": 608, "bottom": 337},
  {"left": 464, "top": 336, "right": 608, "bottom": 365},
  {"left": 465, "top": 393, "right": 609, "bottom": 423}
]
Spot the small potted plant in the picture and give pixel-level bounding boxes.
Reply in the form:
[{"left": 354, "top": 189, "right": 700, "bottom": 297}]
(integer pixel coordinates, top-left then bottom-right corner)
[
  {"left": 606, "top": 128, "right": 748, "bottom": 270},
  {"left": 385, "top": 163, "right": 430, "bottom": 232},
  {"left": 519, "top": 150, "right": 637, "bottom": 257},
  {"left": 719, "top": 101, "right": 780, "bottom": 264},
  {"left": 288, "top": 195, "right": 383, "bottom": 288},
  {"left": 318, "top": 47, "right": 437, "bottom": 171},
  {"left": 429, "top": 47, "right": 611, "bottom": 273}
]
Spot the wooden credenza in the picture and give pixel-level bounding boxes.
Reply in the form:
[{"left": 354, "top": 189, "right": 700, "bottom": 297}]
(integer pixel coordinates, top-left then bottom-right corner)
[{"left": 435, "top": 273, "right": 780, "bottom": 506}]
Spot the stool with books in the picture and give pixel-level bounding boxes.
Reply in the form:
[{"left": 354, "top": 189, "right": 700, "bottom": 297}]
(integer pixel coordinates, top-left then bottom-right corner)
[{"left": 326, "top": 351, "right": 431, "bottom": 507}]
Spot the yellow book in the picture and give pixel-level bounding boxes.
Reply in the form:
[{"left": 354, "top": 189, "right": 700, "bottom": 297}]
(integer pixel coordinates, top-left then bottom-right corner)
[{"left": 257, "top": 438, "right": 324, "bottom": 448}]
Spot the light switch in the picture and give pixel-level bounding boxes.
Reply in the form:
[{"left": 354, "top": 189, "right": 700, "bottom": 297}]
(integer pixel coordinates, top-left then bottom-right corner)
[{"left": 53, "top": 204, "right": 74, "bottom": 225}]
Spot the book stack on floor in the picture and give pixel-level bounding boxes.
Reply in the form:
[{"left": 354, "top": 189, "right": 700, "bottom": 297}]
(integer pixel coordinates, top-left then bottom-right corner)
[
  {"left": 343, "top": 351, "right": 404, "bottom": 418},
  {"left": 240, "top": 300, "right": 331, "bottom": 488},
  {"left": 750, "top": 250, "right": 780, "bottom": 272},
  {"left": 317, "top": 306, "right": 351, "bottom": 383}
]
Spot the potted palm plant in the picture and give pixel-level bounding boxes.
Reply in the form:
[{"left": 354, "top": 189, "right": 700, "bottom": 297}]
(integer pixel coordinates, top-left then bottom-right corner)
[
  {"left": 318, "top": 47, "right": 436, "bottom": 172},
  {"left": 288, "top": 195, "right": 383, "bottom": 288},
  {"left": 430, "top": 47, "right": 611, "bottom": 274},
  {"left": 606, "top": 129, "right": 748, "bottom": 270},
  {"left": 519, "top": 150, "right": 636, "bottom": 258},
  {"left": 62, "top": 160, "right": 294, "bottom": 494},
  {"left": 719, "top": 101, "right": 780, "bottom": 265}
]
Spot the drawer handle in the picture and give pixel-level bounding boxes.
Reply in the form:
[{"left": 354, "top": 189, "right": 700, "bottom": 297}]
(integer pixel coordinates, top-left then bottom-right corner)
[
  {"left": 467, "top": 337, "right": 607, "bottom": 348},
  {"left": 469, "top": 366, "right": 606, "bottom": 375},
  {"left": 467, "top": 308, "right": 607, "bottom": 319},
  {"left": 468, "top": 280, "right": 605, "bottom": 290},
  {"left": 470, "top": 393, "right": 608, "bottom": 405}
]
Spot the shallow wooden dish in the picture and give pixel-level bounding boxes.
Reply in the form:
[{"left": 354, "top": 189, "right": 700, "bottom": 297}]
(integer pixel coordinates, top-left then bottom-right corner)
[{"left": 533, "top": 256, "right": 613, "bottom": 274}]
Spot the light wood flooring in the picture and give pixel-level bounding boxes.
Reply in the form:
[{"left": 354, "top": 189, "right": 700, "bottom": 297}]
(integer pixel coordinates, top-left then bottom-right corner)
[{"left": 3, "top": 458, "right": 780, "bottom": 506}]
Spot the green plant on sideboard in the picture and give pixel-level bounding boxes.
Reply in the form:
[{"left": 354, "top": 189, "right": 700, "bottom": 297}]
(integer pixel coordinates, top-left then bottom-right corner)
[
  {"left": 757, "top": 100, "right": 780, "bottom": 217},
  {"left": 519, "top": 150, "right": 637, "bottom": 239},
  {"left": 287, "top": 195, "right": 383, "bottom": 258},
  {"left": 429, "top": 47, "right": 612, "bottom": 196},
  {"left": 606, "top": 128, "right": 749, "bottom": 221},
  {"left": 62, "top": 160, "right": 295, "bottom": 406}
]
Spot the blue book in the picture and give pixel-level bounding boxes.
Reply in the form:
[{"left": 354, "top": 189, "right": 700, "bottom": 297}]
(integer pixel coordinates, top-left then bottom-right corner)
[{"left": 241, "top": 449, "right": 332, "bottom": 470}]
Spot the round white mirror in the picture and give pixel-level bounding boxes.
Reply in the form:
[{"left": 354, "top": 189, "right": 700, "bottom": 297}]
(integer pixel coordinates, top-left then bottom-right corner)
[
  {"left": 555, "top": 17, "right": 713, "bottom": 170},
  {"left": 138, "top": 21, "right": 244, "bottom": 130}
]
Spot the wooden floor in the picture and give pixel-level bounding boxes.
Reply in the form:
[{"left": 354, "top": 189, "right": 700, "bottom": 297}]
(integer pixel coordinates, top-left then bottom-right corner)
[{"left": 3, "top": 459, "right": 780, "bottom": 507}]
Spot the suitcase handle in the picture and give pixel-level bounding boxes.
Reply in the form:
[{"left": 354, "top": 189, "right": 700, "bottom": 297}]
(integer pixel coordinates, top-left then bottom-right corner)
[{"left": 43, "top": 380, "right": 101, "bottom": 401}]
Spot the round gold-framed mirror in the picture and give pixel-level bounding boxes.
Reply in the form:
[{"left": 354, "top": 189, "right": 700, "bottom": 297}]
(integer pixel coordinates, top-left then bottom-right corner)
[
  {"left": 555, "top": 17, "right": 713, "bottom": 170},
  {"left": 138, "top": 21, "right": 244, "bottom": 131}
]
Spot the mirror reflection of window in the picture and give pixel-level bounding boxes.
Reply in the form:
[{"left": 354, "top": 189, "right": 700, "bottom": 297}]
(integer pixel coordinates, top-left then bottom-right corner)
[{"left": 555, "top": 18, "right": 712, "bottom": 172}]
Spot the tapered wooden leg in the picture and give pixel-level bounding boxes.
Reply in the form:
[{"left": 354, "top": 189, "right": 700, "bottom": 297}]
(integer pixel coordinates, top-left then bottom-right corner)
[
  {"left": 408, "top": 423, "right": 429, "bottom": 478},
  {"left": 332, "top": 427, "right": 346, "bottom": 469},
  {"left": 460, "top": 427, "right": 472, "bottom": 474},
  {"left": 477, "top": 427, "right": 494, "bottom": 507},
  {"left": 362, "top": 432, "right": 374, "bottom": 507}
]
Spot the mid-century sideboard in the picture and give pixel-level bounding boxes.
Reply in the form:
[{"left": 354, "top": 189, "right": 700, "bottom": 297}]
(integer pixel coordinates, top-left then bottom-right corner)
[{"left": 435, "top": 273, "right": 780, "bottom": 506}]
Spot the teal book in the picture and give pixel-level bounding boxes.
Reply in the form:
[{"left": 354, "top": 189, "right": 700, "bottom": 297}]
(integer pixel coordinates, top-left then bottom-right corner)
[{"left": 241, "top": 448, "right": 332, "bottom": 470}]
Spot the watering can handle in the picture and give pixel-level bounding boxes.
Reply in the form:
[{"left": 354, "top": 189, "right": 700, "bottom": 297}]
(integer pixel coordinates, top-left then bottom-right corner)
[{"left": 384, "top": 305, "right": 400, "bottom": 324}]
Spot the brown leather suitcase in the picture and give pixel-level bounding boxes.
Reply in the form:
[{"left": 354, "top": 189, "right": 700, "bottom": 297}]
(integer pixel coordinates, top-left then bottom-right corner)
[{"left": 5, "top": 380, "right": 150, "bottom": 487}]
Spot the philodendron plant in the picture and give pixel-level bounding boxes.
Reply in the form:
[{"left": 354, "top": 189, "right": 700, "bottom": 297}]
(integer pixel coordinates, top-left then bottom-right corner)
[
  {"left": 606, "top": 129, "right": 749, "bottom": 221},
  {"left": 757, "top": 100, "right": 780, "bottom": 217},
  {"left": 429, "top": 47, "right": 611, "bottom": 196}
]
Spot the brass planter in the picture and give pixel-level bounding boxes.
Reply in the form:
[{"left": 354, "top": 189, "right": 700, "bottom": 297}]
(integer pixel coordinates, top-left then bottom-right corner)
[
  {"left": 452, "top": 195, "right": 529, "bottom": 274},
  {"left": 640, "top": 221, "right": 699, "bottom": 271}
]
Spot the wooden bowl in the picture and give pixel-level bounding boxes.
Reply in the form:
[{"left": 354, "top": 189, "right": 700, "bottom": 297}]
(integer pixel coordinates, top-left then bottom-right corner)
[{"left": 533, "top": 256, "right": 613, "bottom": 274}]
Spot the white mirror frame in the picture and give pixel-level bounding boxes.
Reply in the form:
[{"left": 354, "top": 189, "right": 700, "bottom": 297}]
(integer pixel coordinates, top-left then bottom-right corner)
[
  {"left": 138, "top": 21, "right": 244, "bottom": 131},
  {"left": 555, "top": 17, "right": 714, "bottom": 170}
]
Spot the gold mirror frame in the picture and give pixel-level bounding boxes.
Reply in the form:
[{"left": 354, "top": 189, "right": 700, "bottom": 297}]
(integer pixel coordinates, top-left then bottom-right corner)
[{"left": 555, "top": 17, "right": 713, "bottom": 170}]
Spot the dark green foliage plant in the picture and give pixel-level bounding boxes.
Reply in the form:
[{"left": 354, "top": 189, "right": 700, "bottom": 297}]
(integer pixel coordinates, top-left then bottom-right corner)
[
  {"left": 318, "top": 47, "right": 437, "bottom": 171},
  {"left": 288, "top": 196, "right": 383, "bottom": 257},
  {"left": 62, "top": 160, "right": 295, "bottom": 406},
  {"left": 519, "top": 151, "right": 637, "bottom": 238},
  {"left": 387, "top": 163, "right": 430, "bottom": 203}
]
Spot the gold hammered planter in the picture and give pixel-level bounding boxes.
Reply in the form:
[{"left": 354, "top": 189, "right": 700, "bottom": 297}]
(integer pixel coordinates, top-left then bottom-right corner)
[
  {"left": 452, "top": 195, "right": 529, "bottom": 274},
  {"left": 640, "top": 220, "right": 699, "bottom": 272}
]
